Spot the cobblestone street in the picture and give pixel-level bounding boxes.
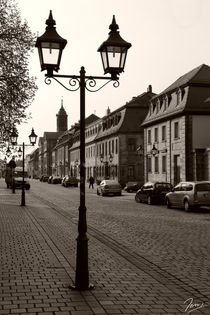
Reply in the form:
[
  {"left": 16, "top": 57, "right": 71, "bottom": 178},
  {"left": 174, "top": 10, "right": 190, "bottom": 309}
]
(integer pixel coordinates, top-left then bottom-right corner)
[{"left": 0, "top": 179, "right": 210, "bottom": 314}]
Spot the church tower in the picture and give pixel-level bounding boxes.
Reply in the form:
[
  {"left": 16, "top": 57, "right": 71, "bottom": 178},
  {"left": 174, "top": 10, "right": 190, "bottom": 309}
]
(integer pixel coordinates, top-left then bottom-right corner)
[{"left": 56, "top": 98, "right": 68, "bottom": 132}]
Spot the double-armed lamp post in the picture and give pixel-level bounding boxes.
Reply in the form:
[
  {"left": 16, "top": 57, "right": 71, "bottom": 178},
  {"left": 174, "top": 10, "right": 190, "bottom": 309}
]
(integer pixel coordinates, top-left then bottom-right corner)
[
  {"left": 35, "top": 11, "right": 131, "bottom": 290},
  {"left": 10, "top": 128, "right": 37, "bottom": 206}
]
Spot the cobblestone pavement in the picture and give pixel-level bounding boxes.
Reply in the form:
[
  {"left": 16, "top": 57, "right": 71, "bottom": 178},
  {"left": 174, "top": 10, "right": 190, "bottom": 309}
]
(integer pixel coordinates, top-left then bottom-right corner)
[{"left": 0, "top": 179, "right": 209, "bottom": 314}]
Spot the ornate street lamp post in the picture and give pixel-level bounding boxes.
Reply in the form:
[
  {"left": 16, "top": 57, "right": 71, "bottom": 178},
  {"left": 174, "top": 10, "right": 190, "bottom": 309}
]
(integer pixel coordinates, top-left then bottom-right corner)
[
  {"left": 10, "top": 128, "right": 37, "bottom": 206},
  {"left": 36, "top": 11, "right": 131, "bottom": 290},
  {"left": 151, "top": 144, "right": 159, "bottom": 156}
]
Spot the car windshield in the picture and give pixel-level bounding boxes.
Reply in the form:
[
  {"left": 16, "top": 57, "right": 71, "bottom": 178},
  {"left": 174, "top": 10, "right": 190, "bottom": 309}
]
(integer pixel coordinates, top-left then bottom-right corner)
[
  {"left": 105, "top": 180, "right": 118, "bottom": 185},
  {"left": 196, "top": 183, "right": 210, "bottom": 191},
  {"left": 155, "top": 183, "right": 171, "bottom": 190}
]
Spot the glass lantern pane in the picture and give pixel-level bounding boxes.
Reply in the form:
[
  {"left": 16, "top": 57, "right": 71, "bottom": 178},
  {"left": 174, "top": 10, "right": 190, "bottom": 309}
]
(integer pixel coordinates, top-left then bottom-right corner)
[
  {"left": 101, "top": 51, "right": 108, "bottom": 69},
  {"left": 41, "top": 42, "right": 60, "bottom": 65},
  {"left": 107, "top": 49, "right": 121, "bottom": 68},
  {"left": 29, "top": 136, "right": 35, "bottom": 144},
  {"left": 119, "top": 50, "right": 126, "bottom": 68}
]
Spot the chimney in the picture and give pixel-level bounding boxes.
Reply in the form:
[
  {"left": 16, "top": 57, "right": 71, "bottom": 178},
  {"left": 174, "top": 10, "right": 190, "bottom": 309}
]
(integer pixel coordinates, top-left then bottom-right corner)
[{"left": 147, "top": 85, "right": 152, "bottom": 93}]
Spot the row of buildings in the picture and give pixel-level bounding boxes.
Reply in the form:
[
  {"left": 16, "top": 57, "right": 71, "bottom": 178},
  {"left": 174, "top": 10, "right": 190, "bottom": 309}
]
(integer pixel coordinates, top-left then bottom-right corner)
[{"left": 27, "top": 64, "right": 210, "bottom": 186}]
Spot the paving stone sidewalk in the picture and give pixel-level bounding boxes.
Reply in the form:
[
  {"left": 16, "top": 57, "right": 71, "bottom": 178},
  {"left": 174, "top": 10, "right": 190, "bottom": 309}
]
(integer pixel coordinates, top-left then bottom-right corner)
[{"left": 0, "top": 181, "right": 209, "bottom": 315}]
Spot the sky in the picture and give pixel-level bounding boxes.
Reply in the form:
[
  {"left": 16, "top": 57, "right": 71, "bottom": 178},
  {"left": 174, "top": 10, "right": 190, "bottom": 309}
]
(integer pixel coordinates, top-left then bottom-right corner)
[{"left": 14, "top": 0, "right": 210, "bottom": 154}]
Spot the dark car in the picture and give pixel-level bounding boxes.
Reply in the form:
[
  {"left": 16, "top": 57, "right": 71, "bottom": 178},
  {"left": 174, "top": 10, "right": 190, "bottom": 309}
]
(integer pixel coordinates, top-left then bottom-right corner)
[
  {"left": 124, "top": 181, "right": 142, "bottom": 193},
  {"left": 135, "top": 181, "right": 173, "bottom": 205},
  {"left": 62, "top": 175, "right": 78, "bottom": 187},
  {"left": 42, "top": 175, "right": 49, "bottom": 182},
  {"left": 52, "top": 176, "right": 62, "bottom": 184}
]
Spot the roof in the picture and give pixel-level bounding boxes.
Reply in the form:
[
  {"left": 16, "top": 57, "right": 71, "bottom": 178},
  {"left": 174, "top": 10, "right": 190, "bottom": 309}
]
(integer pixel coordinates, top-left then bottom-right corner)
[
  {"left": 85, "top": 114, "right": 100, "bottom": 125},
  {"left": 157, "top": 64, "right": 210, "bottom": 97},
  {"left": 142, "top": 64, "right": 210, "bottom": 126},
  {"left": 95, "top": 88, "right": 155, "bottom": 140}
]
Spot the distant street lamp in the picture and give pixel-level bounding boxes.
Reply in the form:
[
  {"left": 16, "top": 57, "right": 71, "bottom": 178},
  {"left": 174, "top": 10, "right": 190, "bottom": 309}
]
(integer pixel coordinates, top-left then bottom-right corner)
[
  {"left": 151, "top": 144, "right": 159, "bottom": 156},
  {"left": 10, "top": 128, "right": 37, "bottom": 206},
  {"left": 36, "top": 11, "right": 131, "bottom": 290},
  {"left": 100, "top": 153, "right": 113, "bottom": 178},
  {"left": 6, "top": 146, "right": 12, "bottom": 157}
]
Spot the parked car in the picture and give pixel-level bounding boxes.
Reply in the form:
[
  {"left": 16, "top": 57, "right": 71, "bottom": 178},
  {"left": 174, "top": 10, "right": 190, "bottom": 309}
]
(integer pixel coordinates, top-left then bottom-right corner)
[
  {"left": 62, "top": 175, "right": 78, "bottom": 187},
  {"left": 135, "top": 181, "right": 173, "bottom": 205},
  {"left": 42, "top": 175, "right": 49, "bottom": 182},
  {"left": 48, "top": 176, "right": 53, "bottom": 183},
  {"left": 124, "top": 181, "right": 142, "bottom": 193},
  {"left": 97, "top": 179, "right": 122, "bottom": 196},
  {"left": 165, "top": 181, "right": 210, "bottom": 211},
  {"left": 52, "top": 176, "right": 62, "bottom": 184}
]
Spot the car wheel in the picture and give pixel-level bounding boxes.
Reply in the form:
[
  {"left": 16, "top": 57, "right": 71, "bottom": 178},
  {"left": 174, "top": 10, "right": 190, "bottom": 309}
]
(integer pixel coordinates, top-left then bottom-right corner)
[
  {"left": 166, "top": 198, "right": 171, "bottom": 209},
  {"left": 147, "top": 196, "right": 152, "bottom": 205},
  {"left": 184, "top": 199, "right": 191, "bottom": 212},
  {"left": 135, "top": 194, "right": 141, "bottom": 203}
]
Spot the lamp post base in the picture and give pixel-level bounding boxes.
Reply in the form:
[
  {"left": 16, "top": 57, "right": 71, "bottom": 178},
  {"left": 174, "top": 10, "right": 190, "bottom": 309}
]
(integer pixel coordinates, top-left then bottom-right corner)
[
  {"left": 69, "top": 283, "right": 94, "bottom": 291},
  {"left": 21, "top": 190, "right": 25, "bottom": 206}
]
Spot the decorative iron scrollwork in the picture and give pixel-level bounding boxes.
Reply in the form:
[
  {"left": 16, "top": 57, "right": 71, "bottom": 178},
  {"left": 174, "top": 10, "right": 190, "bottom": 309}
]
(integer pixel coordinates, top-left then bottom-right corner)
[{"left": 44, "top": 75, "right": 119, "bottom": 92}]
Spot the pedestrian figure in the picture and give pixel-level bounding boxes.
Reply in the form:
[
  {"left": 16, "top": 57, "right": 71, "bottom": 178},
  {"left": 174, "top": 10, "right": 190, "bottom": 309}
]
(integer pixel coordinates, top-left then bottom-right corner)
[{"left": 89, "top": 176, "right": 94, "bottom": 189}]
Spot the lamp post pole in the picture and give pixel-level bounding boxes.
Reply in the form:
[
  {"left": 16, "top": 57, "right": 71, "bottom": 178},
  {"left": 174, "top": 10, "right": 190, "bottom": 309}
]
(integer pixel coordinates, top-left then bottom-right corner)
[
  {"left": 35, "top": 11, "right": 131, "bottom": 290},
  {"left": 21, "top": 142, "right": 25, "bottom": 206},
  {"left": 75, "top": 66, "right": 89, "bottom": 289}
]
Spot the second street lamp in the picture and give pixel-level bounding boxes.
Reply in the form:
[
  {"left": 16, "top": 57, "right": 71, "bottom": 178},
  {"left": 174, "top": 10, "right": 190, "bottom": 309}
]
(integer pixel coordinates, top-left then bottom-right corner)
[
  {"left": 10, "top": 128, "right": 38, "bottom": 206},
  {"left": 36, "top": 11, "right": 131, "bottom": 290},
  {"left": 100, "top": 153, "right": 113, "bottom": 179}
]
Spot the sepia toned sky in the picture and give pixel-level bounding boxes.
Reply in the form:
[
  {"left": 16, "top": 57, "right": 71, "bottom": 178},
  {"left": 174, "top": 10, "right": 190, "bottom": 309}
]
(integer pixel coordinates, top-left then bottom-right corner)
[{"left": 15, "top": 0, "right": 210, "bottom": 153}]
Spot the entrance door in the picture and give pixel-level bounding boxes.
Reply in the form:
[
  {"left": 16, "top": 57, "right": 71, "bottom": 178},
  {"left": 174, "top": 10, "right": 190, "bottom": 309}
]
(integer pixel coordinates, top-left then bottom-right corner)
[{"left": 174, "top": 155, "right": 181, "bottom": 185}]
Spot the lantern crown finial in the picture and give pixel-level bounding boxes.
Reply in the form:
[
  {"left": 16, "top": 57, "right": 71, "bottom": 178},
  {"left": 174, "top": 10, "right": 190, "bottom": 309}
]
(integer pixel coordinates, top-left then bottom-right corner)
[
  {"left": 46, "top": 10, "right": 56, "bottom": 28},
  {"left": 109, "top": 15, "right": 119, "bottom": 32}
]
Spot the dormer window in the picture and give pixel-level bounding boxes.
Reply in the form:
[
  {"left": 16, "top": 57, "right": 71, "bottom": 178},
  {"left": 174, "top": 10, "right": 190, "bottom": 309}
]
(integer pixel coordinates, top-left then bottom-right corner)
[
  {"left": 159, "top": 97, "right": 163, "bottom": 110},
  {"left": 163, "top": 95, "right": 168, "bottom": 111},
  {"left": 176, "top": 89, "right": 181, "bottom": 105},
  {"left": 181, "top": 88, "right": 185, "bottom": 100}
]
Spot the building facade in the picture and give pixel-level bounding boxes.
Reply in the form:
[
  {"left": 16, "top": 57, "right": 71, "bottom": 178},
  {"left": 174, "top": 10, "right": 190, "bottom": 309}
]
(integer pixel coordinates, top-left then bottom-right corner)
[
  {"left": 37, "top": 102, "right": 68, "bottom": 177},
  {"left": 142, "top": 64, "right": 210, "bottom": 185}
]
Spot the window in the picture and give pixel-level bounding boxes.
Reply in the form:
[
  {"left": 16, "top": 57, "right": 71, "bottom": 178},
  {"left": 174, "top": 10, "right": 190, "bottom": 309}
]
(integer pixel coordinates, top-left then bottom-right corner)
[
  {"left": 162, "top": 125, "right": 166, "bottom": 142},
  {"left": 155, "top": 156, "right": 159, "bottom": 173},
  {"left": 174, "top": 121, "right": 179, "bottom": 139},
  {"left": 154, "top": 127, "right": 158, "bottom": 143},
  {"left": 162, "top": 155, "right": 166, "bottom": 173},
  {"left": 128, "top": 165, "right": 134, "bottom": 177},
  {"left": 176, "top": 89, "right": 180, "bottom": 105},
  {"left": 105, "top": 142, "right": 107, "bottom": 155},
  {"left": 148, "top": 130, "right": 151, "bottom": 144},
  {"left": 147, "top": 157, "right": 152, "bottom": 172},
  {"left": 128, "top": 138, "right": 136, "bottom": 151},
  {"left": 115, "top": 139, "right": 118, "bottom": 154}
]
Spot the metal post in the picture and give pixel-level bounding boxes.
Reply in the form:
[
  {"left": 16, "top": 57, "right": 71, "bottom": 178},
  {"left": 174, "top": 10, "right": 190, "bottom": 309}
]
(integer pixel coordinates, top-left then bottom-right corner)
[
  {"left": 73, "top": 66, "right": 93, "bottom": 290},
  {"left": 21, "top": 142, "right": 25, "bottom": 206},
  {"left": 12, "top": 168, "right": 15, "bottom": 193}
]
